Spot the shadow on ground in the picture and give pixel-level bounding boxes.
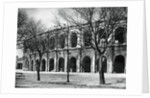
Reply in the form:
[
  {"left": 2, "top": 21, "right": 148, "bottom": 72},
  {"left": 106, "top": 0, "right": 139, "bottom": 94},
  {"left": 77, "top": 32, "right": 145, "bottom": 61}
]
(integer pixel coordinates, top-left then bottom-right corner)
[{"left": 15, "top": 71, "right": 126, "bottom": 89}]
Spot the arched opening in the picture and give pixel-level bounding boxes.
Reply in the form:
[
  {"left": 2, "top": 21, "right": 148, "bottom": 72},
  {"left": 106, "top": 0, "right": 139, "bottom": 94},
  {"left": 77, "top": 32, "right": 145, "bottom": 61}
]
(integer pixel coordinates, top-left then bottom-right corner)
[
  {"left": 82, "top": 56, "right": 91, "bottom": 72},
  {"left": 71, "top": 33, "right": 77, "bottom": 47},
  {"left": 84, "top": 31, "right": 91, "bottom": 46},
  {"left": 113, "top": 55, "right": 125, "bottom": 73},
  {"left": 49, "top": 59, "right": 54, "bottom": 71},
  {"left": 49, "top": 37, "right": 55, "bottom": 49},
  {"left": 59, "top": 34, "right": 65, "bottom": 48},
  {"left": 59, "top": 58, "right": 64, "bottom": 72},
  {"left": 101, "top": 56, "right": 107, "bottom": 73},
  {"left": 42, "top": 59, "right": 46, "bottom": 71},
  {"left": 36, "top": 60, "right": 39, "bottom": 71},
  {"left": 69, "top": 57, "right": 76, "bottom": 72},
  {"left": 17, "top": 63, "right": 23, "bottom": 69},
  {"left": 115, "top": 27, "right": 126, "bottom": 44},
  {"left": 31, "top": 60, "right": 34, "bottom": 71}
]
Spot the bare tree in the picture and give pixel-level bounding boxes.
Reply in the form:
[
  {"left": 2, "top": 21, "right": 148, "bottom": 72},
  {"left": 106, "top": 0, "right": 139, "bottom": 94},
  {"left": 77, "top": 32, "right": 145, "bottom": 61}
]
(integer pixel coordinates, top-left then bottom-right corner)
[
  {"left": 57, "top": 7, "right": 127, "bottom": 84},
  {"left": 23, "top": 18, "right": 47, "bottom": 81},
  {"left": 17, "top": 9, "right": 29, "bottom": 49}
]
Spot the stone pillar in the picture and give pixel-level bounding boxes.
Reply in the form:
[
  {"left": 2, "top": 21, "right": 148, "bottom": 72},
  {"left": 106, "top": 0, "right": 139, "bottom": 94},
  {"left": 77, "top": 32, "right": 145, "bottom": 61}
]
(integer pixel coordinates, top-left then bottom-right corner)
[
  {"left": 33, "top": 55, "right": 36, "bottom": 71},
  {"left": 54, "top": 53, "right": 57, "bottom": 72},
  {"left": 77, "top": 33, "right": 80, "bottom": 48},
  {"left": 76, "top": 54, "right": 80, "bottom": 72},
  {"left": 91, "top": 54, "right": 95, "bottom": 73},
  {"left": 16, "top": 56, "right": 18, "bottom": 69},
  {"left": 68, "top": 31, "right": 71, "bottom": 48},
  {"left": 107, "top": 57, "right": 113, "bottom": 73},
  {"left": 47, "top": 58, "right": 49, "bottom": 72},
  {"left": 23, "top": 54, "right": 29, "bottom": 71},
  {"left": 45, "top": 59, "right": 48, "bottom": 72},
  {"left": 23, "top": 58, "right": 26, "bottom": 71},
  {"left": 46, "top": 54, "right": 49, "bottom": 72},
  {"left": 64, "top": 52, "right": 68, "bottom": 72},
  {"left": 29, "top": 59, "right": 31, "bottom": 71}
]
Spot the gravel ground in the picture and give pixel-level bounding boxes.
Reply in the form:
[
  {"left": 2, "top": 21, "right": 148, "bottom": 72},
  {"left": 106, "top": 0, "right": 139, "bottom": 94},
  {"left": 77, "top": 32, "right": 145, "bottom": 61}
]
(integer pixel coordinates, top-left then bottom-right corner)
[{"left": 15, "top": 71, "right": 126, "bottom": 89}]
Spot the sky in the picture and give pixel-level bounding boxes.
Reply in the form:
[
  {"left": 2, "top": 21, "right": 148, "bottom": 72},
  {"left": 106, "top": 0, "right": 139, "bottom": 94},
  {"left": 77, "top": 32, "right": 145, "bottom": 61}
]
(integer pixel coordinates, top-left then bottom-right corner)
[{"left": 24, "top": 8, "right": 62, "bottom": 29}]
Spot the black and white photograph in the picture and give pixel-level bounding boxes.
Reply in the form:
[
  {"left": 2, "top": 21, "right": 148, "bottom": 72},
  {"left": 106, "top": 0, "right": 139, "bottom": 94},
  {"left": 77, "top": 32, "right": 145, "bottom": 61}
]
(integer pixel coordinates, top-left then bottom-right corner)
[{"left": 15, "top": 7, "right": 127, "bottom": 89}]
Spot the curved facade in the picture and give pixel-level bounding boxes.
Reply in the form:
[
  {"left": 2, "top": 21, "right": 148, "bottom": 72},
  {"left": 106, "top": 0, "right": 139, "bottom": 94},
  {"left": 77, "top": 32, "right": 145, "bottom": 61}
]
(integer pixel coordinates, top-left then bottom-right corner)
[{"left": 23, "top": 22, "right": 127, "bottom": 73}]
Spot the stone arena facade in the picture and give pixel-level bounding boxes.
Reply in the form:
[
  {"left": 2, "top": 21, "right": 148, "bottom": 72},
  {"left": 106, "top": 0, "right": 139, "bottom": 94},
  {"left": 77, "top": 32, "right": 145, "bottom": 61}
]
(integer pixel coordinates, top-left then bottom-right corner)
[{"left": 23, "top": 21, "right": 127, "bottom": 73}]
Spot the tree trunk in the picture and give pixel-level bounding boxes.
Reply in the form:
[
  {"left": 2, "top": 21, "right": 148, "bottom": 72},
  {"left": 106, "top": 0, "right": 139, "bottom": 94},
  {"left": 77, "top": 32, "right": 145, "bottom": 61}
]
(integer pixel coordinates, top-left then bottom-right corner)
[
  {"left": 29, "top": 54, "right": 32, "bottom": 71},
  {"left": 36, "top": 61, "right": 40, "bottom": 81},
  {"left": 33, "top": 52, "right": 40, "bottom": 80},
  {"left": 36, "top": 57, "right": 42, "bottom": 81},
  {"left": 37, "top": 66, "right": 40, "bottom": 81},
  {"left": 99, "top": 55, "right": 105, "bottom": 84}
]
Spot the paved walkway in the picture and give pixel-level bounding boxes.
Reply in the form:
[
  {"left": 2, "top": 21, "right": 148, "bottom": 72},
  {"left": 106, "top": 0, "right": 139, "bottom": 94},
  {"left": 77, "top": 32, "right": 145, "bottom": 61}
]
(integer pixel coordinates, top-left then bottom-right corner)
[{"left": 15, "top": 70, "right": 126, "bottom": 89}]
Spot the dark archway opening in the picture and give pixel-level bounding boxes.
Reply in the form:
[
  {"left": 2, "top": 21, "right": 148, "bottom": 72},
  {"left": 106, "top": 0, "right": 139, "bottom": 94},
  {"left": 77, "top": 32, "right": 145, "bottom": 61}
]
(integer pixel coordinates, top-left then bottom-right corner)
[
  {"left": 59, "top": 58, "right": 64, "bottom": 72},
  {"left": 84, "top": 31, "right": 92, "bottom": 46},
  {"left": 17, "top": 63, "right": 23, "bottom": 69},
  {"left": 102, "top": 56, "right": 107, "bottom": 73},
  {"left": 49, "top": 59, "right": 54, "bottom": 71},
  {"left": 42, "top": 59, "right": 46, "bottom": 71},
  {"left": 71, "top": 33, "right": 77, "bottom": 47},
  {"left": 115, "top": 27, "right": 126, "bottom": 44},
  {"left": 59, "top": 34, "right": 65, "bottom": 48},
  {"left": 82, "top": 56, "right": 91, "bottom": 72},
  {"left": 113, "top": 55, "right": 125, "bottom": 73},
  {"left": 31, "top": 60, "right": 34, "bottom": 71},
  {"left": 69, "top": 57, "right": 76, "bottom": 72},
  {"left": 49, "top": 37, "right": 55, "bottom": 49},
  {"left": 36, "top": 60, "right": 39, "bottom": 71}
]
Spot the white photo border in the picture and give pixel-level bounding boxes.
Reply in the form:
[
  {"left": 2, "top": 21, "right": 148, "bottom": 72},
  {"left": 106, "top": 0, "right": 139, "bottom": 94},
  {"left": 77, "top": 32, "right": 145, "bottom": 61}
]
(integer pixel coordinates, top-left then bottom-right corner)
[{"left": 1, "top": 0, "right": 144, "bottom": 95}]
